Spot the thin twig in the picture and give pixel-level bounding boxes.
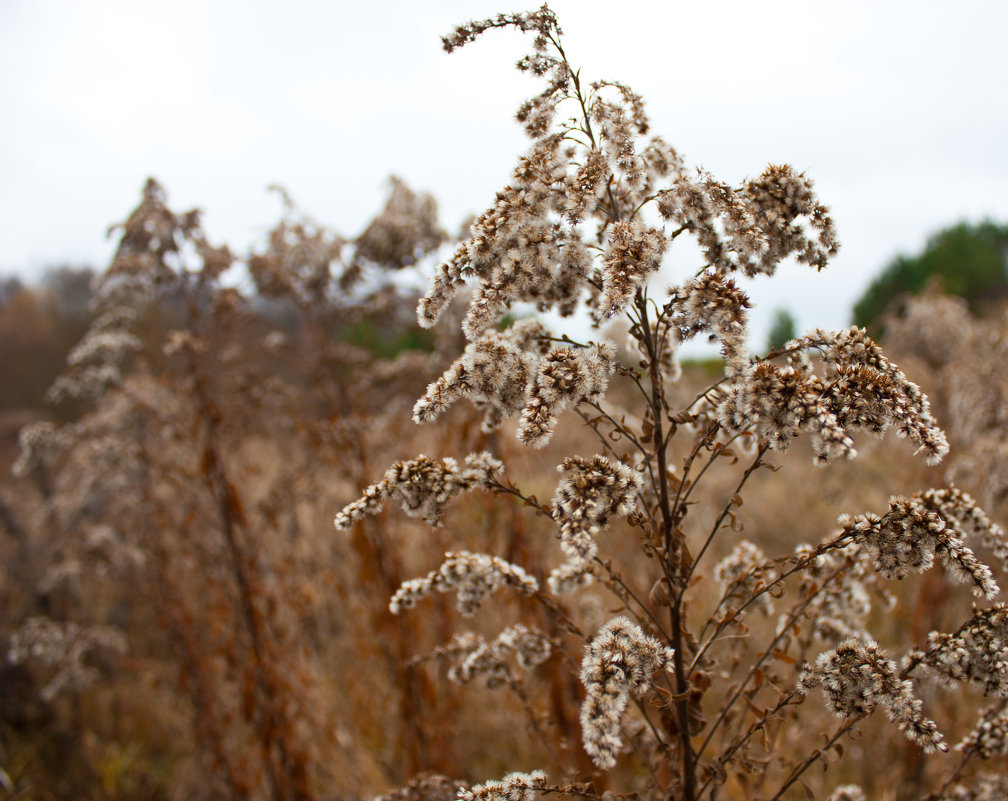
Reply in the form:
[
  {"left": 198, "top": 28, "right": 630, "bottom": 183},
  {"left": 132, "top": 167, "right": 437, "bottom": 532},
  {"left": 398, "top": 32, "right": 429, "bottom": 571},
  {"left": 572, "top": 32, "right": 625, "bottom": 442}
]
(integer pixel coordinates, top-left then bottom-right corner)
[{"left": 767, "top": 714, "right": 864, "bottom": 801}]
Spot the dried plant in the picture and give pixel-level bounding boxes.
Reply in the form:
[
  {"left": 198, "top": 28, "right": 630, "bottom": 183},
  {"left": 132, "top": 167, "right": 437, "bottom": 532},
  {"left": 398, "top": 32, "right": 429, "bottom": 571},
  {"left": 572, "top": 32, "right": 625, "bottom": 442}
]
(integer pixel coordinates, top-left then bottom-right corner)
[
  {"left": 335, "top": 7, "right": 1008, "bottom": 801},
  {"left": 6, "top": 176, "right": 456, "bottom": 799},
  {"left": 884, "top": 287, "right": 1008, "bottom": 542}
]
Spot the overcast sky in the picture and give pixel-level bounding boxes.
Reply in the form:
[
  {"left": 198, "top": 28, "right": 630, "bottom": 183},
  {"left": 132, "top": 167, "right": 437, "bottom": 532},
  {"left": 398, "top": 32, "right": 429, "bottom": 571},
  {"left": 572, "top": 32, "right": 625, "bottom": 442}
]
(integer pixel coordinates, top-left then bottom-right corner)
[{"left": 2, "top": 0, "right": 1006, "bottom": 344}]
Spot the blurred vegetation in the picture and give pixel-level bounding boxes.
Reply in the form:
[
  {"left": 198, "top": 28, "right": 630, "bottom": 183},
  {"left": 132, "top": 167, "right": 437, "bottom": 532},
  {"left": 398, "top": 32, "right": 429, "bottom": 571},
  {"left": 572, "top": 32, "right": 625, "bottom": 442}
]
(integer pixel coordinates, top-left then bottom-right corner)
[
  {"left": 0, "top": 177, "right": 460, "bottom": 801},
  {"left": 0, "top": 268, "right": 433, "bottom": 416},
  {"left": 765, "top": 308, "right": 797, "bottom": 352},
  {"left": 340, "top": 318, "right": 434, "bottom": 358},
  {"left": 852, "top": 220, "right": 1008, "bottom": 329},
  {"left": 0, "top": 267, "right": 95, "bottom": 412}
]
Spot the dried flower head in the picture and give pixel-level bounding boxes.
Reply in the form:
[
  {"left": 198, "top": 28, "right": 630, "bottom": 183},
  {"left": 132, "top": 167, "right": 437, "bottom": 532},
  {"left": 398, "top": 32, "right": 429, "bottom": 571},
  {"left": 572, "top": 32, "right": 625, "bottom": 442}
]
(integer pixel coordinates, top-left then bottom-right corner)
[
  {"left": 922, "top": 487, "right": 1008, "bottom": 574},
  {"left": 917, "top": 604, "right": 1008, "bottom": 696},
  {"left": 714, "top": 540, "right": 774, "bottom": 616},
  {"left": 939, "top": 774, "right": 1008, "bottom": 801},
  {"left": 248, "top": 188, "right": 347, "bottom": 300},
  {"left": 668, "top": 271, "right": 751, "bottom": 377},
  {"left": 563, "top": 148, "right": 608, "bottom": 224},
  {"left": 598, "top": 220, "right": 666, "bottom": 319},
  {"left": 794, "top": 542, "right": 873, "bottom": 642},
  {"left": 456, "top": 770, "right": 546, "bottom": 801},
  {"left": 546, "top": 561, "right": 594, "bottom": 594},
  {"left": 579, "top": 616, "right": 675, "bottom": 769},
  {"left": 814, "top": 327, "right": 948, "bottom": 461},
  {"left": 518, "top": 342, "right": 615, "bottom": 447},
  {"left": 353, "top": 176, "right": 447, "bottom": 271},
  {"left": 740, "top": 164, "right": 838, "bottom": 274},
  {"left": 956, "top": 703, "right": 1008, "bottom": 758},
  {"left": 389, "top": 551, "right": 538, "bottom": 617},
  {"left": 7, "top": 618, "right": 127, "bottom": 703},
  {"left": 826, "top": 786, "right": 866, "bottom": 801},
  {"left": 447, "top": 624, "right": 552, "bottom": 687},
  {"left": 417, "top": 137, "right": 582, "bottom": 338},
  {"left": 839, "top": 495, "right": 998, "bottom": 598},
  {"left": 799, "top": 638, "right": 947, "bottom": 752},
  {"left": 718, "top": 362, "right": 855, "bottom": 463},
  {"left": 720, "top": 327, "right": 949, "bottom": 465},
  {"left": 552, "top": 455, "right": 642, "bottom": 568},
  {"left": 12, "top": 421, "right": 64, "bottom": 478},
  {"left": 334, "top": 452, "right": 503, "bottom": 529},
  {"left": 376, "top": 773, "right": 465, "bottom": 801},
  {"left": 412, "top": 321, "right": 550, "bottom": 432}
]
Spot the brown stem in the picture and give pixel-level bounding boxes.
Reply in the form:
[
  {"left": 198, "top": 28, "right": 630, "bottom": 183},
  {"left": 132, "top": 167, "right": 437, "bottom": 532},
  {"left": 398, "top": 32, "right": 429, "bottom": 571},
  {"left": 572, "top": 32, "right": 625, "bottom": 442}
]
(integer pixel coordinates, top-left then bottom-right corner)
[
  {"left": 592, "top": 556, "right": 669, "bottom": 641},
  {"left": 636, "top": 290, "right": 696, "bottom": 801},
  {"left": 698, "top": 690, "right": 801, "bottom": 799},
  {"left": 681, "top": 443, "right": 768, "bottom": 587},
  {"left": 181, "top": 285, "right": 307, "bottom": 801},
  {"left": 507, "top": 674, "right": 564, "bottom": 768},
  {"left": 768, "top": 715, "right": 864, "bottom": 801},
  {"left": 920, "top": 743, "right": 979, "bottom": 801},
  {"left": 696, "top": 561, "right": 847, "bottom": 760},
  {"left": 695, "top": 533, "right": 853, "bottom": 654}
]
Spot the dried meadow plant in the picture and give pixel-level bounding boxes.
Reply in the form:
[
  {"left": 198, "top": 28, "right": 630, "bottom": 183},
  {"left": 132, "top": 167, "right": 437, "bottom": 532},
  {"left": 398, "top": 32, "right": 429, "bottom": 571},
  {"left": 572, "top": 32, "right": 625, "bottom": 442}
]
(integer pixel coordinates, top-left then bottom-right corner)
[
  {"left": 9, "top": 176, "right": 456, "bottom": 799},
  {"left": 336, "top": 6, "right": 1008, "bottom": 800}
]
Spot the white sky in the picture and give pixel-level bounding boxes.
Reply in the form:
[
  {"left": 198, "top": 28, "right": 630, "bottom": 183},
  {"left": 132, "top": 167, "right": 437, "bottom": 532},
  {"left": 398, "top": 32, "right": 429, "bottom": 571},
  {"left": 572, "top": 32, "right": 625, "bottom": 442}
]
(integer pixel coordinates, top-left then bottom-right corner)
[{"left": 2, "top": 0, "right": 1007, "bottom": 345}]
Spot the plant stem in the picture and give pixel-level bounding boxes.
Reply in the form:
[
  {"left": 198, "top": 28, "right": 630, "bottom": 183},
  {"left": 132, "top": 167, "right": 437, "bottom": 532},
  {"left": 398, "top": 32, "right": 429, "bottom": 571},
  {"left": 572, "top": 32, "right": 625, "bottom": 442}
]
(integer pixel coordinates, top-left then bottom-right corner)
[
  {"left": 636, "top": 290, "right": 696, "bottom": 801},
  {"left": 768, "top": 715, "right": 864, "bottom": 801}
]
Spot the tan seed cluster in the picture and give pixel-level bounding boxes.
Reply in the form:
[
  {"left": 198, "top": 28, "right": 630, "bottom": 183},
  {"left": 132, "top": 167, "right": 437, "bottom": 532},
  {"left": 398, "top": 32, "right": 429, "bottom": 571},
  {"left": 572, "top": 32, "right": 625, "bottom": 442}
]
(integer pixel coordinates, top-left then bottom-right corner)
[
  {"left": 598, "top": 220, "right": 666, "bottom": 320},
  {"left": 798, "top": 638, "right": 947, "bottom": 753},
  {"left": 918, "top": 605, "right": 1008, "bottom": 697},
  {"left": 456, "top": 770, "right": 546, "bottom": 801},
  {"left": 840, "top": 495, "right": 998, "bottom": 598},
  {"left": 714, "top": 540, "right": 774, "bottom": 616},
  {"left": 720, "top": 327, "right": 949, "bottom": 465},
  {"left": 551, "top": 455, "right": 642, "bottom": 569},
  {"left": 518, "top": 342, "right": 615, "bottom": 447},
  {"left": 956, "top": 703, "right": 1008, "bottom": 758},
  {"left": 334, "top": 452, "right": 503, "bottom": 529},
  {"left": 579, "top": 616, "right": 675, "bottom": 769},
  {"left": 826, "top": 787, "right": 866, "bottom": 801},
  {"left": 669, "top": 271, "right": 752, "bottom": 377},
  {"left": 389, "top": 551, "right": 539, "bottom": 617},
  {"left": 447, "top": 624, "right": 552, "bottom": 687}
]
